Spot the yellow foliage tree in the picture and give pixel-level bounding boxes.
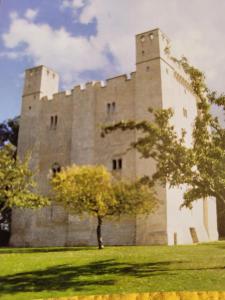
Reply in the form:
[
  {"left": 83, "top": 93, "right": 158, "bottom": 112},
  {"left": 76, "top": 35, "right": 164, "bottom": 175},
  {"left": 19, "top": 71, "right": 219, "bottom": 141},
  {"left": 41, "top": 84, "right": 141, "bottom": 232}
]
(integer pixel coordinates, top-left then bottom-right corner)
[
  {"left": 0, "top": 144, "right": 49, "bottom": 218},
  {"left": 50, "top": 165, "right": 157, "bottom": 249}
]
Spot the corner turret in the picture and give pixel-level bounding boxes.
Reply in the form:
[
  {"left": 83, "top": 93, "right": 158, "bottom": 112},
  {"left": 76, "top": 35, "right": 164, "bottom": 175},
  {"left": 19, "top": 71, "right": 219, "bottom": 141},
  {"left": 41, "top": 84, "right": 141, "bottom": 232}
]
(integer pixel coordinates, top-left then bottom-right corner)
[
  {"left": 136, "top": 28, "right": 170, "bottom": 65},
  {"left": 23, "top": 65, "right": 59, "bottom": 99}
]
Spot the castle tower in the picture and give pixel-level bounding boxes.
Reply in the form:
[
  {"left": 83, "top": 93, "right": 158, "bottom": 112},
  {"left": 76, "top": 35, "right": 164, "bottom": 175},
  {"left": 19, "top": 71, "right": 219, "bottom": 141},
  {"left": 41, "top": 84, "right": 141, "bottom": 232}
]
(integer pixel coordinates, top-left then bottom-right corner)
[
  {"left": 135, "top": 28, "right": 218, "bottom": 245},
  {"left": 18, "top": 66, "right": 59, "bottom": 159},
  {"left": 23, "top": 65, "right": 59, "bottom": 99},
  {"left": 134, "top": 29, "right": 170, "bottom": 244},
  {"left": 10, "top": 66, "right": 59, "bottom": 246}
]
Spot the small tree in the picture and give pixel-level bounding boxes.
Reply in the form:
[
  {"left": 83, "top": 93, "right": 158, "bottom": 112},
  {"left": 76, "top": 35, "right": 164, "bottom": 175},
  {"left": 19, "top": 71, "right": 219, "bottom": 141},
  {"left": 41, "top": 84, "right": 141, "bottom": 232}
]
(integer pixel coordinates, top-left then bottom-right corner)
[
  {"left": 0, "top": 144, "right": 49, "bottom": 218},
  {"left": 50, "top": 165, "right": 157, "bottom": 249}
]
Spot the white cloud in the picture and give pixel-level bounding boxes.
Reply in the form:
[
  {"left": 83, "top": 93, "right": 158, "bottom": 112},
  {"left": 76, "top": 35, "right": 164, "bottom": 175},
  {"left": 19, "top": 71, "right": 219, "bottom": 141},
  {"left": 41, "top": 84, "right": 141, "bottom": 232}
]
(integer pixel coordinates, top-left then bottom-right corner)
[
  {"left": 60, "top": 0, "right": 87, "bottom": 21},
  {"left": 61, "top": 0, "right": 86, "bottom": 9},
  {"left": 9, "top": 11, "right": 18, "bottom": 20},
  {"left": 0, "top": 51, "right": 20, "bottom": 59},
  {"left": 2, "top": 0, "right": 225, "bottom": 95},
  {"left": 25, "top": 9, "right": 38, "bottom": 21},
  {"left": 2, "top": 14, "right": 110, "bottom": 86},
  {"left": 78, "top": 0, "right": 225, "bottom": 92}
]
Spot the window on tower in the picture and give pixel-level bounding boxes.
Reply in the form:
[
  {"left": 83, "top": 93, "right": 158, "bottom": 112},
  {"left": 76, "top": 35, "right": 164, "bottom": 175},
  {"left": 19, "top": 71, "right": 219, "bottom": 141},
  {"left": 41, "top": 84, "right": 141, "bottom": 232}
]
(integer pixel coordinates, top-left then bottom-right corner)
[
  {"left": 50, "top": 116, "right": 54, "bottom": 129},
  {"left": 107, "top": 103, "right": 111, "bottom": 114},
  {"left": 149, "top": 33, "right": 154, "bottom": 40},
  {"left": 140, "top": 35, "right": 145, "bottom": 43},
  {"left": 55, "top": 115, "right": 58, "bottom": 128},
  {"left": 52, "top": 162, "right": 61, "bottom": 176},
  {"left": 183, "top": 108, "right": 188, "bottom": 118},
  {"left": 50, "top": 115, "right": 58, "bottom": 129},
  {"left": 106, "top": 102, "right": 116, "bottom": 115},
  {"left": 112, "top": 159, "right": 117, "bottom": 170},
  {"left": 112, "top": 102, "right": 116, "bottom": 113},
  {"left": 112, "top": 158, "right": 123, "bottom": 171},
  {"left": 118, "top": 158, "right": 122, "bottom": 169}
]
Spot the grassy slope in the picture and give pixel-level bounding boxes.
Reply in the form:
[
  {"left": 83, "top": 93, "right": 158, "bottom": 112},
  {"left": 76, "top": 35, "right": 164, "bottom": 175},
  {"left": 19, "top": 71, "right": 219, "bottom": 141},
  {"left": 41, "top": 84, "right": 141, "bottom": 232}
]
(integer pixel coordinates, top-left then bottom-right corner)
[{"left": 0, "top": 243, "right": 225, "bottom": 300}]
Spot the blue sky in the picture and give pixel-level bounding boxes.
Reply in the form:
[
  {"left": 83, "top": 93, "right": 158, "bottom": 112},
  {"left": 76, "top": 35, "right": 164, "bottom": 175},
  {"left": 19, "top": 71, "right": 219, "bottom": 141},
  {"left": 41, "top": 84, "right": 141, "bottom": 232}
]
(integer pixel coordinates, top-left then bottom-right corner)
[
  {"left": 1, "top": 0, "right": 225, "bottom": 122},
  {"left": 0, "top": 0, "right": 101, "bottom": 121}
]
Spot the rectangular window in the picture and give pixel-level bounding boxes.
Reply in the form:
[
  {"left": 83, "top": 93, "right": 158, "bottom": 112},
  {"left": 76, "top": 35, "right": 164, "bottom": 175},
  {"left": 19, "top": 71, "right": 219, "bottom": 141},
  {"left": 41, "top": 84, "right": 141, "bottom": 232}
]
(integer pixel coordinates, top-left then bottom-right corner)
[
  {"left": 112, "top": 102, "right": 116, "bottom": 113},
  {"left": 50, "top": 116, "right": 54, "bottom": 129},
  {"left": 112, "top": 159, "right": 117, "bottom": 170},
  {"left": 107, "top": 102, "right": 116, "bottom": 115},
  {"left": 118, "top": 158, "right": 122, "bottom": 169},
  {"left": 183, "top": 108, "right": 188, "bottom": 118},
  {"left": 112, "top": 158, "right": 122, "bottom": 171},
  {"left": 107, "top": 103, "right": 111, "bottom": 114},
  {"left": 50, "top": 115, "right": 58, "bottom": 129},
  {"left": 54, "top": 115, "right": 58, "bottom": 128}
]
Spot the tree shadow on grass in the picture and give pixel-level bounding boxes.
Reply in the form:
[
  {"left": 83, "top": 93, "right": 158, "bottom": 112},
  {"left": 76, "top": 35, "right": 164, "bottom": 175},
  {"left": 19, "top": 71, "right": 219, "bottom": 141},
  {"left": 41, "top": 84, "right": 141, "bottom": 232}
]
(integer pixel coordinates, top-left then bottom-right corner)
[
  {"left": 0, "top": 260, "right": 177, "bottom": 295},
  {"left": 0, "top": 247, "right": 96, "bottom": 254},
  {"left": 1, "top": 259, "right": 224, "bottom": 296}
]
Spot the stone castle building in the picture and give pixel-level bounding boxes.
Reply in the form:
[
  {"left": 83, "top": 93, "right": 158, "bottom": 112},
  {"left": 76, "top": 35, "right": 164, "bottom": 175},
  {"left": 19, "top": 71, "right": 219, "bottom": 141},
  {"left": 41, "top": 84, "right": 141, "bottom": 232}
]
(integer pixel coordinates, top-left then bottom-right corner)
[{"left": 10, "top": 28, "right": 218, "bottom": 247}]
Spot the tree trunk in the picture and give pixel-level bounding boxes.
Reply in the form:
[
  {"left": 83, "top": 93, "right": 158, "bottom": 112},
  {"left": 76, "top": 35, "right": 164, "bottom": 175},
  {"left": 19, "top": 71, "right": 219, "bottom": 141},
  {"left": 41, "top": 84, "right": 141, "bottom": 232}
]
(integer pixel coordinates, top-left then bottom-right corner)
[{"left": 96, "top": 216, "right": 104, "bottom": 249}]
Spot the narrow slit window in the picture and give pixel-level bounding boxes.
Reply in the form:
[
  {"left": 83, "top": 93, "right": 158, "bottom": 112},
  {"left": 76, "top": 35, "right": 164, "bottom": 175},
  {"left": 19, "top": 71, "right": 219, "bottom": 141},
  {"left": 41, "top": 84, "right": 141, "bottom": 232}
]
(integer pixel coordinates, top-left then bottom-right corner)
[
  {"left": 50, "top": 116, "right": 54, "bottom": 129},
  {"left": 149, "top": 33, "right": 154, "bottom": 40},
  {"left": 107, "top": 103, "right": 111, "bottom": 114},
  {"left": 112, "top": 159, "right": 117, "bottom": 170},
  {"left": 183, "top": 108, "right": 188, "bottom": 118},
  {"left": 52, "top": 163, "right": 61, "bottom": 176},
  {"left": 54, "top": 115, "right": 58, "bottom": 128},
  {"left": 112, "top": 158, "right": 122, "bottom": 171},
  {"left": 140, "top": 36, "right": 145, "bottom": 43},
  {"left": 118, "top": 159, "right": 122, "bottom": 169},
  {"left": 112, "top": 102, "right": 116, "bottom": 113}
]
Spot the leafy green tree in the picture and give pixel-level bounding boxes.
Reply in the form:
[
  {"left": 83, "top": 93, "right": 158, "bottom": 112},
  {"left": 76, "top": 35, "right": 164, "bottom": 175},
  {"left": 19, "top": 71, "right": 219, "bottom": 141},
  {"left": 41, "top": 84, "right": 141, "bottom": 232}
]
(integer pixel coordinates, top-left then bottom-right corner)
[
  {"left": 177, "top": 57, "right": 225, "bottom": 206},
  {"left": 0, "top": 116, "right": 20, "bottom": 242},
  {"left": 102, "top": 58, "right": 225, "bottom": 208},
  {"left": 50, "top": 165, "right": 157, "bottom": 249},
  {"left": 0, "top": 116, "right": 19, "bottom": 148},
  {"left": 0, "top": 144, "right": 49, "bottom": 218}
]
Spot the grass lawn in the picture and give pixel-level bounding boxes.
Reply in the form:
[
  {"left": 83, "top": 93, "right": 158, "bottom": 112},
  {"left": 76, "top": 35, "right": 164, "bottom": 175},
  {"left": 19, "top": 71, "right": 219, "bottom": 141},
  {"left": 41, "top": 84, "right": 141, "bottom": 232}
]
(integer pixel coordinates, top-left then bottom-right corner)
[{"left": 0, "top": 242, "right": 225, "bottom": 300}]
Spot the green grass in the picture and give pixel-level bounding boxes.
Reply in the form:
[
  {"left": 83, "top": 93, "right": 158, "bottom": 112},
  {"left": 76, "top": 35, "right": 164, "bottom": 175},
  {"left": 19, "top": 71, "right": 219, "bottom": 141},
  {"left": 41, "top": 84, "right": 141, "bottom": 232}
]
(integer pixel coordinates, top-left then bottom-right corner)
[{"left": 0, "top": 242, "right": 225, "bottom": 300}]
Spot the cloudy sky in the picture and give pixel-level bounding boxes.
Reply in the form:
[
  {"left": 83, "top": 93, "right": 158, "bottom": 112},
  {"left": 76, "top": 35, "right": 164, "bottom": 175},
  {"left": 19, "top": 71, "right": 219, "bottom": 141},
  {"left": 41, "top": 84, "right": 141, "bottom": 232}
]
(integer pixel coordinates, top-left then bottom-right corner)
[{"left": 0, "top": 0, "right": 225, "bottom": 122}]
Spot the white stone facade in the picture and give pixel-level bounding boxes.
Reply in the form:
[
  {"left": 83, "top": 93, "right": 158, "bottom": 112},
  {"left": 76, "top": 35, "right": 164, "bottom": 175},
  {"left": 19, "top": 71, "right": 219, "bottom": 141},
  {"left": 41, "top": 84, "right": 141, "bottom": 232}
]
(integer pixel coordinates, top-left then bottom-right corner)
[{"left": 10, "top": 28, "right": 218, "bottom": 247}]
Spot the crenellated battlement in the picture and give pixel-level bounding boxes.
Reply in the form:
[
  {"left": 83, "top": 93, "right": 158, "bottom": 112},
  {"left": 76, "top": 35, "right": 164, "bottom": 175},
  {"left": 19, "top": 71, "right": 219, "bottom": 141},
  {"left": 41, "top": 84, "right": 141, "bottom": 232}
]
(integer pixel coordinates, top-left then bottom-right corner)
[{"left": 39, "top": 72, "right": 136, "bottom": 103}]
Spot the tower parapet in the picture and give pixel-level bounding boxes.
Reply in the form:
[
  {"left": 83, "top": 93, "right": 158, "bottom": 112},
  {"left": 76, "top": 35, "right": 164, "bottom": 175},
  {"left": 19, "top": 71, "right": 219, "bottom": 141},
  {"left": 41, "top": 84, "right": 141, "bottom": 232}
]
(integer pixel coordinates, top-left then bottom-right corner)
[
  {"left": 136, "top": 28, "right": 170, "bottom": 64},
  {"left": 23, "top": 65, "right": 59, "bottom": 99}
]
